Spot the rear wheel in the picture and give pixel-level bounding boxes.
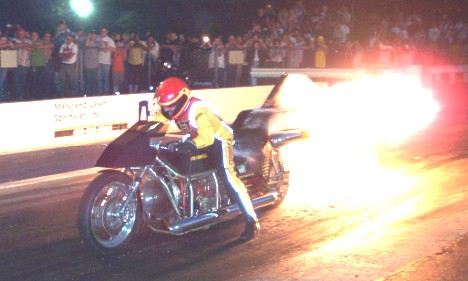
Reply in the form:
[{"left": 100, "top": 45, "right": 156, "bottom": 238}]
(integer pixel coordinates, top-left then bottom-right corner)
[
  {"left": 77, "top": 172, "right": 141, "bottom": 254},
  {"left": 267, "top": 149, "right": 289, "bottom": 205}
]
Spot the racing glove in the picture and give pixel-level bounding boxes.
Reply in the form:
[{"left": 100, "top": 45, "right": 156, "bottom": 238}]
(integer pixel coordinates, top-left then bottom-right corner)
[{"left": 168, "top": 140, "right": 197, "bottom": 154}]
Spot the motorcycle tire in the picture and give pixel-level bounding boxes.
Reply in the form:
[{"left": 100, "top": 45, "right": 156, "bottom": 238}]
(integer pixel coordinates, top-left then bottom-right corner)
[
  {"left": 267, "top": 149, "right": 289, "bottom": 206},
  {"left": 77, "top": 171, "right": 142, "bottom": 255}
]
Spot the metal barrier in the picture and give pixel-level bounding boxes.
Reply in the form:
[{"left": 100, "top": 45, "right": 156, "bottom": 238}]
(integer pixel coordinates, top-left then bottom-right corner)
[{"left": 250, "top": 65, "right": 468, "bottom": 85}]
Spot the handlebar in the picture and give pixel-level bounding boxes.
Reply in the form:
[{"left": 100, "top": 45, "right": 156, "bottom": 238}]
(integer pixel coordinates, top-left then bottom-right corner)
[
  {"left": 149, "top": 138, "right": 195, "bottom": 155},
  {"left": 149, "top": 138, "right": 170, "bottom": 151}
]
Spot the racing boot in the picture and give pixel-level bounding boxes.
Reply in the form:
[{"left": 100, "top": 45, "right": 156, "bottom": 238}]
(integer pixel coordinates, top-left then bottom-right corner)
[
  {"left": 240, "top": 218, "right": 260, "bottom": 241},
  {"left": 231, "top": 189, "right": 260, "bottom": 240}
]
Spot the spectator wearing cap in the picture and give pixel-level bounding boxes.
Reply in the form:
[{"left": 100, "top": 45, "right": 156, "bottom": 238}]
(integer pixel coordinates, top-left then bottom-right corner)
[
  {"left": 58, "top": 32, "right": 78, "bottom": 97},
  {"left": 97, "top": 27, "right": 115, "bottom": 95}
]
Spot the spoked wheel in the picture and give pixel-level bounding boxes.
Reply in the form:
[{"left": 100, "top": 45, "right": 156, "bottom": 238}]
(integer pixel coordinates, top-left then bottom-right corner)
[
  {"left": 267, "top": 148, "right": 290, "bottom": 205},
  {"left": 78, "top": 172, "right": 141, "bottom": 254}
]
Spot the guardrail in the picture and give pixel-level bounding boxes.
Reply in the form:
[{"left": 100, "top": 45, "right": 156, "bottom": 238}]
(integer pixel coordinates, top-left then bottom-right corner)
[{"left": 250, "top": 65, "right": 468, "bottom": 85}]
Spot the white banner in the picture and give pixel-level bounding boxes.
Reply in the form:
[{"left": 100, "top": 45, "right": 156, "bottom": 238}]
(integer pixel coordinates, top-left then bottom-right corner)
[{"left": 0, "top": 86, "right": 273, "bottom": 154}]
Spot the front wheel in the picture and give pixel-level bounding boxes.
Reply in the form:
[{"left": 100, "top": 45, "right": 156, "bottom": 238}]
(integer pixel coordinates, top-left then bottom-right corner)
[{"left": 77, "top": 171, "right": 141, "bottom": 254}]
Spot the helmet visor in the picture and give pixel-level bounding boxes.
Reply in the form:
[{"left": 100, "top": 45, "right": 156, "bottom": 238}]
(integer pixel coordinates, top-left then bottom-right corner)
[{"left": 161, "top": 95, "right": 188, "bottom": 119}]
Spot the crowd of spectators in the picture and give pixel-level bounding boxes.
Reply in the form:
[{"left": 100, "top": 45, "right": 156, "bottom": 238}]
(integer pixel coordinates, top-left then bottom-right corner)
[{"left": 0, "top": 0, "right": 466, "bottom": 102}]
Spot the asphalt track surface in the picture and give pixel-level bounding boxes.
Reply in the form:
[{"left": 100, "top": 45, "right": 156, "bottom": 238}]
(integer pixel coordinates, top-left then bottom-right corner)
[{"left": 0, "top": 83, "right": 466, "bottom": 281}]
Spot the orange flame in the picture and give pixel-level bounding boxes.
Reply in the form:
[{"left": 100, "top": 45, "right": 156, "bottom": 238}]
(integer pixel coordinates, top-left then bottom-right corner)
[{"left": 275, "top": 74, "right": 440, "bottom": 209}]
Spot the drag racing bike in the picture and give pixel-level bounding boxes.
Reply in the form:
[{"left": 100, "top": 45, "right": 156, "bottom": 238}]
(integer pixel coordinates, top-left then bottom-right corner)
[{"left": 77, "top": 74, "right": 307, "bottom": 254}]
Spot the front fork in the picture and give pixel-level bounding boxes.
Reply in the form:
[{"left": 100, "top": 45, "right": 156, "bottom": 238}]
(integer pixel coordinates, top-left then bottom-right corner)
[{"left": 118, "top": 166, "right": 150, "bottom": 214}]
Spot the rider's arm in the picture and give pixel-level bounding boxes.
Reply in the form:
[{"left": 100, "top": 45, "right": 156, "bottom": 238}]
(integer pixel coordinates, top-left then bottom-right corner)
[{"left": 191, "top": 107, "right": 215, "bottom": 149}]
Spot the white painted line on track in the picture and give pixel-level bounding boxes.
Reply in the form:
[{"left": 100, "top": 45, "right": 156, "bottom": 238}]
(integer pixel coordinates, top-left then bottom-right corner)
[{"left": 0, "top": 167, "right": 103, "bottom": 190}]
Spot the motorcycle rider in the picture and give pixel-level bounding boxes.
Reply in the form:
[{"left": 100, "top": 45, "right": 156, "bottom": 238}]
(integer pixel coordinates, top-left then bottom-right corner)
[{"left": 151, "top": 77, "right": 260, "bottom": 240}]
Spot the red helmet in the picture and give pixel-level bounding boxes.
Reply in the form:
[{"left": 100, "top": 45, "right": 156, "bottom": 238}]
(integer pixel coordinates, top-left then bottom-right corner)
[{"left": 155, "top": 77, "right": 191, "bottom": 119}]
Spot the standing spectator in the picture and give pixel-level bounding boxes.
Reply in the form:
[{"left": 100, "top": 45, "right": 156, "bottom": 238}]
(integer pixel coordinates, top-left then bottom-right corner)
[
  {"left": 127, "top": 32, "right": 147, "bottom": 93},
  {"left": 267, "top": 38, "right": 287, "bottom": 68},
  {"left": 455, "top": 20, "right": 466, "bottom": 43},
  {"left": 75, "top": 28, "right": 86, "bottom": 95},
  {"left": 58, "top": 32, "right": 78, "bottom": 97},
  {"left": 121, "top": 32, "right": 130, "bottom": 93},
  {"left": 97, "top": 27, "right": 115, "bottom": 95},
  {"left": 160, "top": 32, "right": 176, "bottom": 64},
  {"left": 12, "top": 29, "right": 33, "bottom": 101},
  {"left": 287, "top": 8, "right": 298, "bottom": 32},
  {"left": 178, "top": 34, "right": 193, "bottom": 74},
  {"left": 338, "top": 5, "right": 352, "bottom": 26},
  {"left": 245, "top": 40, "right": 267, "bottom": 85},
  {"left": 208, "top": 36, "right": 227, "bottom": 88},
  {"left": 277, "top": 7, "right": 289, "bottom": 30},
  {"left": 264, "top": 4, "right": 277, "bottom": 27},
  {"left": 112, "top": 33, "right": 126, "bottom": 94},
  {"left": 29, "top": 32, "right": 48, "bottom": 100},
  {"left": 0, "top": 35, "right": 14, "bottom": 102},
  {"left": 145, "top": 34, "right": 159, "bottom": 90},
  {"left": 288, "top": 33, "right": 306, "bottom": 68},
  {"left": 253, "top": 7, "right": 268, "bottom": 31},
  {"left": 320, "top": 5, "right": 329, "bottom": 20},
  {"left": 173, "top": 33, "right": 185, "bottom": 66},
  {"left": 225, "top": 35, "right": 243, "bottom": 87},
  {"left": 41, "top": 32, "right": 55, "bottom": 98},
  {"left": 84, "top": 30, "right": 99, "bottom": 96},
  {"left": 191, "top": 35, "right": 211, "bottom": 83},
  {"left": 294, "top": 0, "right": 306, "bottom": 27},
  {"left": 301, "top": 37, "right": 316, "bottom": 68},
  {"left": 315, "top": 35, "right": 328, "bottom": 68},
  {"left": 53, "top": 21, "right": 70, "bottom": 88},
  {"left": 53, "top": 20, "right": 69, "bottom": 58},
  {"left": 334, "top": 18, "right": 350, "bottom": 44},
  {"left": 54, "top": 21, "right": 70, "bottom": 43},
  {"left": 377, "top": 38, "right": 393, "bottom": 66},
  {"left": 428, "top": 22, "right": 441, "bottom": 49},
  {"left": 351, "top": 40, "right": 365, "bottom": 68}
]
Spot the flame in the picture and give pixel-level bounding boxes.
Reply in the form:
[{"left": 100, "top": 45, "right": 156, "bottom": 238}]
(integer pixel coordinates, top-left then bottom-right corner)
[{"left": 275, "top": 74, "right": 440, "bottom": 209}]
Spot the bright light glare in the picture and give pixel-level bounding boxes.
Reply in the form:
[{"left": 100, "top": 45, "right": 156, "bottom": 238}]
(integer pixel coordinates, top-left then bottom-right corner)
[
  {"left": 276, "top": 74, "right": 440, "bottom": 209},
  {"left": 71, "top": 0, "right": 93, "bottom": 18}
]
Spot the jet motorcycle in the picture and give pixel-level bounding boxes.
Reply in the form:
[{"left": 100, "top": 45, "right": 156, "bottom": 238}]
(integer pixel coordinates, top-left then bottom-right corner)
[{"left": 77, "top": 74, "right": 307, "bottom": 254}]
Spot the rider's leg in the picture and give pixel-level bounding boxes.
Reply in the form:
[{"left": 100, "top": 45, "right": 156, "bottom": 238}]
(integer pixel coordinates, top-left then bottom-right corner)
[{"left": 218, "top": 137, "right": 260, "bottom": 240}]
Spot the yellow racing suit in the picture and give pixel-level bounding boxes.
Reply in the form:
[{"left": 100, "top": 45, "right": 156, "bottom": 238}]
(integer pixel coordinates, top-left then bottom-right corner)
[{"left": 152, "top": 97, "right": 258, "bottom": 222}]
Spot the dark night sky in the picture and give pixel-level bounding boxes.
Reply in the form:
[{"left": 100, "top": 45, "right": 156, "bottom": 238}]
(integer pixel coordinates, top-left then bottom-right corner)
[
  {"left": 1, "top": 0, "right": 467, "bottom": 41},
  {"left": 0, "top": 0, "right": 298, "bottom": 40}
]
